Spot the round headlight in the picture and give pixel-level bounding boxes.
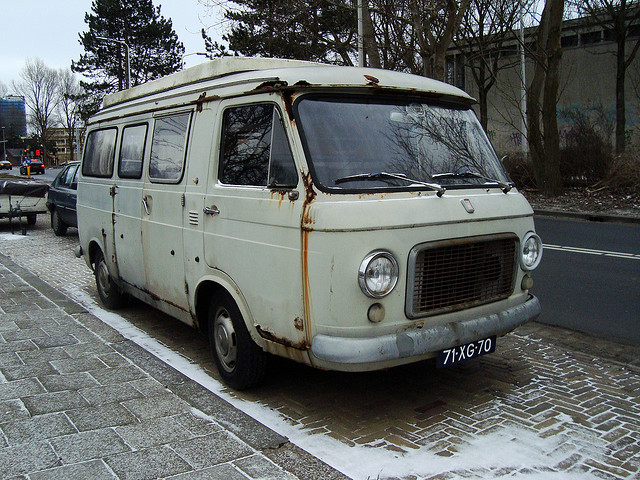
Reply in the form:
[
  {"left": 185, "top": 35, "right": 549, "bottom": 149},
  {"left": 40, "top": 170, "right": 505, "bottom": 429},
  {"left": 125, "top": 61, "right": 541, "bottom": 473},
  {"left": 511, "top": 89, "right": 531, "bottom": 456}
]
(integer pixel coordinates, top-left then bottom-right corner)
[
  {"left": 358, "top": 251, "right": 399, "bottom": 298},
  {"left": 520, "top": 232, "right": 543, "bottom": 270}
]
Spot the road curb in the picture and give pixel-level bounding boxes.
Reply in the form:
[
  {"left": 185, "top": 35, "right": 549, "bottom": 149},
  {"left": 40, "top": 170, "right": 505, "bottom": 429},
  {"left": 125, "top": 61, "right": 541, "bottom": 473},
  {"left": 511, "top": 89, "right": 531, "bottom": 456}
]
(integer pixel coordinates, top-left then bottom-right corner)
[{"left": 534, "top": 208, "right": 640, "bottom": 224}]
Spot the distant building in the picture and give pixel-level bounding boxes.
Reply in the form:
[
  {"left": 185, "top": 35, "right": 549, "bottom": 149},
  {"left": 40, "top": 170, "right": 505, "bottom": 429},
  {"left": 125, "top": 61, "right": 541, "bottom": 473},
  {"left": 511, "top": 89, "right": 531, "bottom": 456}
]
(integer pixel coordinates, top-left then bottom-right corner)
[
  {"left": 0, "top": 96, "right": 27, "bottom": 139},
  {"left": 446, "top": 13, "right": 640, "bottom": 153},
  {"left": 49, "top": 127, "right": 85, "bottom": 164}
]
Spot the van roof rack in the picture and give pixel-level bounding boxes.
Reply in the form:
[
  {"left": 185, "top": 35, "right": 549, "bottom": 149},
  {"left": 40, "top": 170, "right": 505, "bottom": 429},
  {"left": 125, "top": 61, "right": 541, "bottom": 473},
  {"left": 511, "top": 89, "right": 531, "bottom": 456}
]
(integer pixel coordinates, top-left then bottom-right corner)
[{"left": 103, "top": 57, "right": 326, "bottom": 108}]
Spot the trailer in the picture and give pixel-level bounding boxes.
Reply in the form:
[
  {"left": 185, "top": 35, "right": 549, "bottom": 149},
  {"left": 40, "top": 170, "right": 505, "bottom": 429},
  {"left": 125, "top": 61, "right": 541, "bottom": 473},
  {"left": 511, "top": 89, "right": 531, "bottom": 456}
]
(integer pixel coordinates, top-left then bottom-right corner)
[{"left": 0, "top": 179, "right": 49, "bottom": 233}]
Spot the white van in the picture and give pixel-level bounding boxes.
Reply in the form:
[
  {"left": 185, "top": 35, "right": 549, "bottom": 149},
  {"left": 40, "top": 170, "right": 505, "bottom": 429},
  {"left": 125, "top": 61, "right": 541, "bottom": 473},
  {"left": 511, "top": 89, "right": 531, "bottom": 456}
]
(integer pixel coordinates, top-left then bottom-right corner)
[{"left": 77, "top": 57, "right": 542, "bottom": 389}]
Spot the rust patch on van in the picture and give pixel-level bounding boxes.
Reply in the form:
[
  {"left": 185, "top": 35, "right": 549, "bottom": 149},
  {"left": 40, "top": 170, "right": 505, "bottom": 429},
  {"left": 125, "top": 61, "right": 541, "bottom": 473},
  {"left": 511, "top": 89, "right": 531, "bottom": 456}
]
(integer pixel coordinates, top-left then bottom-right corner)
[
  {"left": 301, "top": 171, "right": 316, "bottom": 228},
  {"left": 300, "top": 169, "right": 316, "bottom": 347},
  {"left": 194, "top": 93, "right": 220, "bottom": 112},
  {"left": 282, "top": 90, "right": 296, "bottom": 122},
  {"left": 294, "top": 317, "right": 304, "bottom": 331},
  {"left": 256, "top": 325, "right": 308, "bottom": 350}
]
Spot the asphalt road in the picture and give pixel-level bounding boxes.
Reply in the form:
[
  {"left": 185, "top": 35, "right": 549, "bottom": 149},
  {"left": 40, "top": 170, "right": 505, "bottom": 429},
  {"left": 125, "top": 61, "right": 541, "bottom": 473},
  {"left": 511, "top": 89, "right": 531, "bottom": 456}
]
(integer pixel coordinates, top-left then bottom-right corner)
[{"left": 533, "top": 215, "right": 640, "bottom": 345}]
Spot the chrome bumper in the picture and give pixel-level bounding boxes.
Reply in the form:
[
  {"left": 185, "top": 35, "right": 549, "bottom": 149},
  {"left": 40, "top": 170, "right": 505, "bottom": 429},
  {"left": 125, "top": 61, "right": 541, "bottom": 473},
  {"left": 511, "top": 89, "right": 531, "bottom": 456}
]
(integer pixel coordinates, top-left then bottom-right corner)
[{"left": 311, "top": 295, "right": 540, "bottom": 365}]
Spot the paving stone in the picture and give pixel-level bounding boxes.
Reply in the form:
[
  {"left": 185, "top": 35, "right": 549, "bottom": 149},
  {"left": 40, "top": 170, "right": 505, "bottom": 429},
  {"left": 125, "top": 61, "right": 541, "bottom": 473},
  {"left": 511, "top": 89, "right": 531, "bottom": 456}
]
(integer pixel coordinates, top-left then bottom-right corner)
[
  {"left": 39, "top": 372, "right": 100, "bottom": 392},
  {"left": 79, "top": 382, "right": 143, "bottom": 406},
  {"left": 50, "top": 356, "right": 108, "bottom": 374},
  {"left": 28, "top": 460, "right": 116, "bottom": 480},
  {"left": 115, "top": 415, "right": 194, "bottom": 449},
  {"left": 17, "top": 347, "right": 70, "bottom": 365},
  {"left": 169, "top": 431, "right": 253, "bottom": 469},
  {"left": 105, "top": 446, "right": 193, "bottom": 480},
  {"left": 0, "top": 441, "right": 61, "bottom": 478},
  {"left": 0, "top": 399, "right": 30, "bottom": 424},
  {"left": 49, "top": 428, "right": 130, "bottom": 464},
  {"left": 89, "top": 365, "right": 147, "bottom": 385},
  {"left": 2, "top": 328, "right": 49, "bottom": 342},
  {"left": 122, "top": 393, "right": 191, "bottom": 421},
  {"left": 1, "top": 361, "right": 57, "bottom": 381},
  {"left": 66, "top": 403, "right": 138, "bottom": 431},
  {"left": 0, "top": 339, "right": 37, "bottom": 354},
  {"left": 32, "top": 334, "right": 79, "bottom": 349},
  {"left": 166, "top": 463, "right": 250, "bottom": 480},
  {"left": 22, "top": 390, "right": 89, "bottom": 415},
  {"left": 1, "top": 412, "right": 77, "bottom": 446},
  {"left": 234, "top": 454, "right": 299, "bottom": 480},
  {"left": 0, "top": 377, "right": 45, "bottom": 401}
]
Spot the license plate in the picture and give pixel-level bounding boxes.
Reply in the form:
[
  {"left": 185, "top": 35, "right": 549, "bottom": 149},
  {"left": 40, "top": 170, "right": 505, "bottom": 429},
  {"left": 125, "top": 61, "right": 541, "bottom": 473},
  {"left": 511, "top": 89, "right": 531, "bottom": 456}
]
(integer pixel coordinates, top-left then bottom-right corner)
[{"left": 437, "top": 336, "right": 496, "bottom": 368}]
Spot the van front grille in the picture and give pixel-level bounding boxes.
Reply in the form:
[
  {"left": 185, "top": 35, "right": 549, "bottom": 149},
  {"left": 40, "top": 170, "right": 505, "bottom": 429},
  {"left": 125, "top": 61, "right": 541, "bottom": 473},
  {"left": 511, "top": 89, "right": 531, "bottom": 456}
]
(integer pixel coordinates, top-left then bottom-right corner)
[{"left": 406, "top": 235, "right": 517, "bottom": 318}]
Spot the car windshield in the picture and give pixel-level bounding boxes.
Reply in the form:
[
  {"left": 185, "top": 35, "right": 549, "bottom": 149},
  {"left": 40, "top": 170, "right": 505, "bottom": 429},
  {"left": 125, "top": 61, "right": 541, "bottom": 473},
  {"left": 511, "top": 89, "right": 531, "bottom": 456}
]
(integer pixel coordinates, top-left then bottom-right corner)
[{"left": 295, "top": 95, "right": 510, "bottom": 192}]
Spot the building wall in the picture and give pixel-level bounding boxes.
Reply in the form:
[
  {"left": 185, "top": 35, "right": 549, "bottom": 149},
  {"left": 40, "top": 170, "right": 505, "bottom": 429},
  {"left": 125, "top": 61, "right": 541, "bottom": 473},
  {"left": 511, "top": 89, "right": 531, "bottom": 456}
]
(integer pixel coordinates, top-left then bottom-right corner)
[{"left": 455, "top": 21, "right": 640, "bottom": 155}]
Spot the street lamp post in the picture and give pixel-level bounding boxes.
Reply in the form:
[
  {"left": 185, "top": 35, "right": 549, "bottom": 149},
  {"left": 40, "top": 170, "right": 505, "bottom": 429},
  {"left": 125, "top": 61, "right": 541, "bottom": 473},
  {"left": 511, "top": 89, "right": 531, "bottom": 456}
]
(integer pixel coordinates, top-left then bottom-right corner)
[
  {"left": 1, "top": 127, "right": 6, "bottom": 162},
  {"left": 96, "top": 36, "right": 131, "bottom": 90}
]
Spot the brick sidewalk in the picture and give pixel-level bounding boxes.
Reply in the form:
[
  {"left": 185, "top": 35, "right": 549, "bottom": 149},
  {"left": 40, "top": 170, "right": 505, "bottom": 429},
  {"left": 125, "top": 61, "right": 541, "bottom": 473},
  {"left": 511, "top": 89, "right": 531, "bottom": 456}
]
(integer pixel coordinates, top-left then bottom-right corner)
[{"left": 1, "top": 219, "right": 639, "bottom": 479}]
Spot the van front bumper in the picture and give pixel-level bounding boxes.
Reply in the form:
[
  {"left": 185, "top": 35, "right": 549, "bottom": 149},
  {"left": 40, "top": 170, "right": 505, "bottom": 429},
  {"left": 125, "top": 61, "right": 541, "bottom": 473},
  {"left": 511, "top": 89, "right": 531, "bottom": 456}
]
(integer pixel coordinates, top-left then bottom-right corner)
[{"left": 310, "top": 295, "right": 540, "bottom": 366}]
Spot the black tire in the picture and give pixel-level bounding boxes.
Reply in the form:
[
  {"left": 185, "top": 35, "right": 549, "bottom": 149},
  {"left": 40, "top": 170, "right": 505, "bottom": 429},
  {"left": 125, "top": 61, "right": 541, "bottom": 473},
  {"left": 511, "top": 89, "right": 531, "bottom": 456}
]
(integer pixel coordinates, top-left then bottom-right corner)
[
  {"left": 51, "top": 210, "right": 67, "bottom": 236},
  {"left": 208, "top": 292, "right": 267, "bottom": 390},
  {"left": 95, "top": 250, "right": 128, "bottom": 309},
  {"left": 26, "top": 214, "right": 37, "bottom": 226}
]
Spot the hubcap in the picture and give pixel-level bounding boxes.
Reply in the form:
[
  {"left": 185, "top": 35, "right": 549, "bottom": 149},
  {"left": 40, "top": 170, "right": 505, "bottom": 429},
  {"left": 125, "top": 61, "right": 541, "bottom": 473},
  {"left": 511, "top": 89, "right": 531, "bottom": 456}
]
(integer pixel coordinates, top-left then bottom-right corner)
[
  {"left": 97, "top": 261, "right": 112, "bottom": 296},
  {"left": 214, "top": 308, "right": 237, "bottom": 373}
]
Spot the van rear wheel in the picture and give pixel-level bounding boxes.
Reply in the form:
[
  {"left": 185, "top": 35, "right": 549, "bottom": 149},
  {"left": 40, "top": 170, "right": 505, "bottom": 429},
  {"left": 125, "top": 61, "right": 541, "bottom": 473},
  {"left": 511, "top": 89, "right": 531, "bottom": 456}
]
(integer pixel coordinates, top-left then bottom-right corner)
[
  {"left": 208, "top": 292, "right": 267, "bottom": 390},
  {"left": 95, "top": 250, "right": 128, "bottom": 309}
]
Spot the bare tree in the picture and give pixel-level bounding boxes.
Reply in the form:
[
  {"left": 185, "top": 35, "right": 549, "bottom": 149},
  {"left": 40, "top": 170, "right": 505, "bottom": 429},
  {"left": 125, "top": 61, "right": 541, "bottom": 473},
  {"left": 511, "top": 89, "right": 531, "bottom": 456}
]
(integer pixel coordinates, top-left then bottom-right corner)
[
  {"left": 12, "top": 59, "right": 60, "bottom": 164},
  {"left": 527, "top": 0, "right": 565, "bottom": 196},
  {"left": 570, "top": 0, "right": 640, "bottom": 153},
  {"left": 0, "top": 81, "right": 8, "bottom": 97},
  {"left": 57, "top": 69, "right": 83, "bottom": 162},
  {"left": 454, "top": 0, "right": 531, "bottom": 130}
]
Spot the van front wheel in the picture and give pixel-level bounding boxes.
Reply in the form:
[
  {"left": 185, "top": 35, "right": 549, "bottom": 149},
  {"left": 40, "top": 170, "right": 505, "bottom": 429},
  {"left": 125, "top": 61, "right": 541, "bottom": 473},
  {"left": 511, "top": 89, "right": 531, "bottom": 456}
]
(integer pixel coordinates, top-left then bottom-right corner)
[
  {"left": 95, "top": 250, "right": 127, "bottom": 309},
  {"left": 208, "top": 293, "right": 267, "bottom": 390}
]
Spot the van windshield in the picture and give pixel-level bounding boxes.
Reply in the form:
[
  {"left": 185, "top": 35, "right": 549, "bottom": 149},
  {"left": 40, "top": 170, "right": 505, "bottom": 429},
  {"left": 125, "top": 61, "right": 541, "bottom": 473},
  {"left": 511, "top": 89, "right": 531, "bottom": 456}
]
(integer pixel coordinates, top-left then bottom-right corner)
[{"left": 295, "top": 95, "right": 510, "bottom": 192}]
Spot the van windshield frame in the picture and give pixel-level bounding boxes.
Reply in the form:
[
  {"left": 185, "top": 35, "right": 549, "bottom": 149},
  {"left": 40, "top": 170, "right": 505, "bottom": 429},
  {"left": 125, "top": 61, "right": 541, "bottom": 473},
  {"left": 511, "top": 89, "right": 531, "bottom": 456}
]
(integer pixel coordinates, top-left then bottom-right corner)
[{"left": 293, "top": 94, "right": 511, "bottom": 194}]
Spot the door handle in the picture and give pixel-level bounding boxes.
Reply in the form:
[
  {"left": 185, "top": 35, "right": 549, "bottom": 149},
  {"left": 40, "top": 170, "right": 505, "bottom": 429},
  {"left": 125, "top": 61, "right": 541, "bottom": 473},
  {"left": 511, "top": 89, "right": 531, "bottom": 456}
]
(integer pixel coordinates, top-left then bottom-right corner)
[
  {"left": 203, "top": 205, "right": 220, "bottom": 216},
  {"left": 142, "top": 196, "right": 150, "bottom": 215}
]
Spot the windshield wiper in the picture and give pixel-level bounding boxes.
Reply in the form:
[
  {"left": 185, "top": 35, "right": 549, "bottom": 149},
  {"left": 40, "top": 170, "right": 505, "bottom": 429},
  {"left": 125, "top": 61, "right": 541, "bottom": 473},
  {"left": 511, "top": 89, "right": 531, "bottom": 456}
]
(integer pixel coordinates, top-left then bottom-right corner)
[
  {"left": 334, "top": 172, "right": 445, "bottom": 197},
  {"left": 431, "top": 171, "right": 512, "bottom": 194}
]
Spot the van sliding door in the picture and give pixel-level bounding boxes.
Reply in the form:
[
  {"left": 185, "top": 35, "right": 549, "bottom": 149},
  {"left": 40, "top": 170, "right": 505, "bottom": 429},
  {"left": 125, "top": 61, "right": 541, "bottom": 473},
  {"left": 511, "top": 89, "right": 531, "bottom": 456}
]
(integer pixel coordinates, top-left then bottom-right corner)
[{"left": 141, "top": 111, "right": 191, "bottom": 313}]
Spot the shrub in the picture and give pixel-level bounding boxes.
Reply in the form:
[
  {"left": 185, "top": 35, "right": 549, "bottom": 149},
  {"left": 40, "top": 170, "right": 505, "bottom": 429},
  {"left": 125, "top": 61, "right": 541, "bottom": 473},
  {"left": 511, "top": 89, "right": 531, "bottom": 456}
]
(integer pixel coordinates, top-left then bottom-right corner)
[{"left": 500, "top": 152, "right": 537, "bottom": 190}]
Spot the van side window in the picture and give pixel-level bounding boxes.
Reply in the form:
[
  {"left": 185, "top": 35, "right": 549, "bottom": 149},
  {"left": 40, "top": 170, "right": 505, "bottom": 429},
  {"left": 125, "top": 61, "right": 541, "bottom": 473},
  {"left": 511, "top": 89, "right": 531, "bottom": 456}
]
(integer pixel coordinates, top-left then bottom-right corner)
[
  {"left": 149, "top": 113, "right": 190, "bottom": 182},
  {"left": 82, "top": 128, "right": 117, "bottom": 177},
  {"left": 220, "top": 104, "right": 297, "bottom": 187},
  {"left": 119, "top": 124, "right": 147, "bottom": 178}
]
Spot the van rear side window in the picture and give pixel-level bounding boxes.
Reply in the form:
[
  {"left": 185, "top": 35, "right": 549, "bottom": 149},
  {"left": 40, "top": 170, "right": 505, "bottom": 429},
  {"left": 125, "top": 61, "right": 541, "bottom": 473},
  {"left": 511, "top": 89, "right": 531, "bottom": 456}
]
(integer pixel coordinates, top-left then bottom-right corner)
[
  {"left": 82, "top": 128, "right": 117, "bottom": 177},
  {"left": 119, "top": 124, "right": 147, "bottom": 179},
  {"left": 149, "top": 113, "right": 190, "bottom": 182}
]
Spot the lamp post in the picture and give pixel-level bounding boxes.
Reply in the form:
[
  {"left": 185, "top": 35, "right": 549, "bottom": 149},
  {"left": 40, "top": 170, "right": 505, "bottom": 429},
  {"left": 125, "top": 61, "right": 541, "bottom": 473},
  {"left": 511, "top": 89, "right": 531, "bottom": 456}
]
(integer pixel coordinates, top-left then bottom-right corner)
[
  {"left": 96, "top": 36, "right": 131, "bottom": 90},
  {"left": 1, "top": 127, "right": 6, "bottom": 162}
]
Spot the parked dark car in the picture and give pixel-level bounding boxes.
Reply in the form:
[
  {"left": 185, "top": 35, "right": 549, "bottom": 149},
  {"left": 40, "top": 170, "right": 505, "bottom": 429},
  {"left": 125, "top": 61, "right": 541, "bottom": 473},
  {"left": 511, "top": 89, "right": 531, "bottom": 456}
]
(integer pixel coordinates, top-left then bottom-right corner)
[
  {"left": 46, "top": 161, "right": 79, "bottom": 236},
  {"left": 20, "top": 159, "right": 46, "bottom": 175},
  {"left": 0, "top": 159, "right": 12, "bottom": 170}
]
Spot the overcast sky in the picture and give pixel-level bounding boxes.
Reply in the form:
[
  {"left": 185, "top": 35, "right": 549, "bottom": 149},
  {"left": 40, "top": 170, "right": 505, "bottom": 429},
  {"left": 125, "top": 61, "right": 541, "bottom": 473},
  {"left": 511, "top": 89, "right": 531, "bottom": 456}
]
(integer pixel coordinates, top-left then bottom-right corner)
[{"left": 1, "top": 0, "right": 223, "bottom": 89}]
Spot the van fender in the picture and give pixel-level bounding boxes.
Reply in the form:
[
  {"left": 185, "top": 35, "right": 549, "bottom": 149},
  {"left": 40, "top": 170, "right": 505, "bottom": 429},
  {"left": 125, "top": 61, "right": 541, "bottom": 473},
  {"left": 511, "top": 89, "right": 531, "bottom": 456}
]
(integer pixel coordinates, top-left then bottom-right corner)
[
  {"left": 85, "top": 234, "right": 121, "bottom": 283},
  {"left": 193, "top": 272, "right": 267, "bottom": 350}
]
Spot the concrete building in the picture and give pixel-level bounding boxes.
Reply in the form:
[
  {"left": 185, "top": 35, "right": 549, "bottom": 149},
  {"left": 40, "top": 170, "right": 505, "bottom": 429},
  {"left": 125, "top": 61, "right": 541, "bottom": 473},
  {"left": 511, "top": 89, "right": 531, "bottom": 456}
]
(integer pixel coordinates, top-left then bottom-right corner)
[{"left": 447, "top": 13, "right": 640, "bottom": 154}]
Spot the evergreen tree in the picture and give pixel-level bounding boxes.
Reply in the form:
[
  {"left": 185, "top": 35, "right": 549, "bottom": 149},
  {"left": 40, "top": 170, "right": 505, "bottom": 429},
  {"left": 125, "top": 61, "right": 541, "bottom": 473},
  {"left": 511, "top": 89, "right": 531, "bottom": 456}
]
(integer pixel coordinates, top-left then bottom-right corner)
[
  {"left": 209, "top": 0, "right": 356, "bottom": 64},
  {"left": 72, "top": 0, "right": 184, "bottom": 116}
]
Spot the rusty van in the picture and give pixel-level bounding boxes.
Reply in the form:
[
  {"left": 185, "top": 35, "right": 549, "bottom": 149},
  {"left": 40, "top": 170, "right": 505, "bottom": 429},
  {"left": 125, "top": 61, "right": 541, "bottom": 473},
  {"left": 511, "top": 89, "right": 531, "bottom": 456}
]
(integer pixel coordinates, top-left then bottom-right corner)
[{"left": 77, "top": 57, "right": 542, "bottom": 389}]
